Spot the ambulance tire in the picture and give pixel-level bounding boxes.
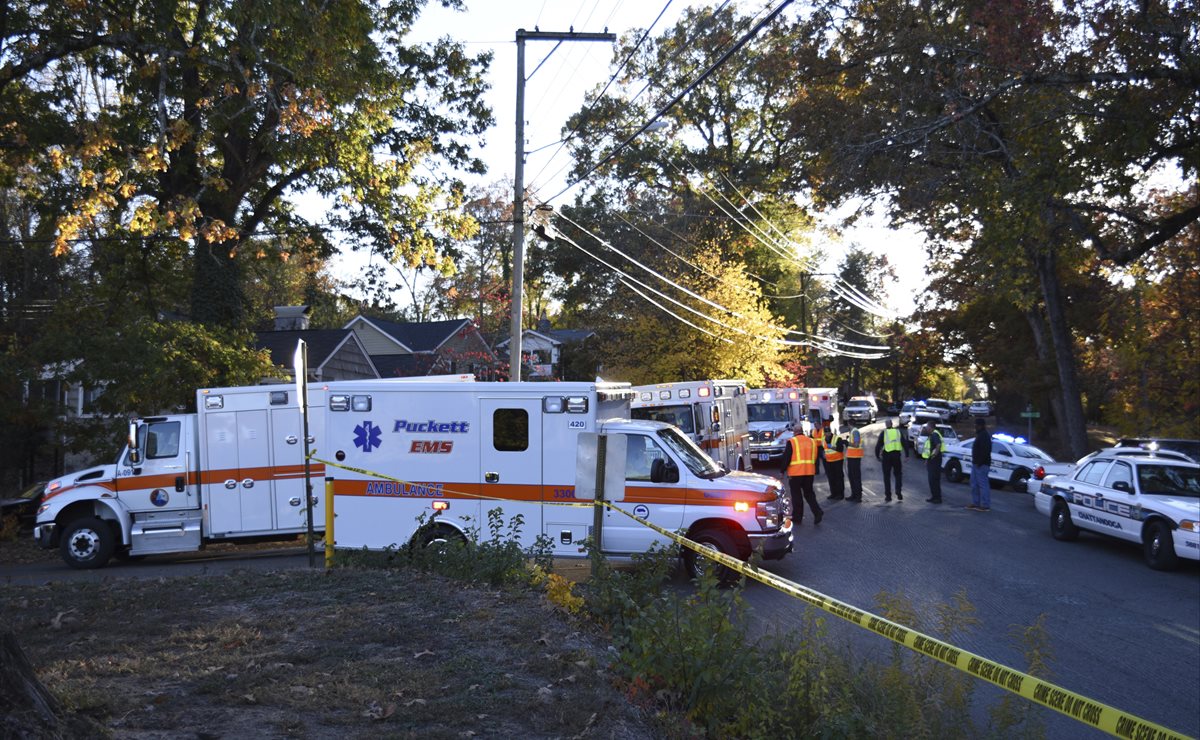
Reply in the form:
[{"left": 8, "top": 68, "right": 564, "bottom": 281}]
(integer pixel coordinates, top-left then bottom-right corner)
[
  {"left": 60, "top": 516, "right": 115, "bottom": 570},
  {"left": 418, "top": 524, "right": 468, "bottom": 553},
  {"left": 685, "top": 529, "right": 741, "bottom": 587},
  {"left": 1143, "top": 521, "right": 1178, "bottom": 571}
]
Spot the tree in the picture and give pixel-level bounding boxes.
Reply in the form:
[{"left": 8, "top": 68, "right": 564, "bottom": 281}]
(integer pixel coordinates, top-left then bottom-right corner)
[
  {"left": 0, "top": 0, "right": 492, "bottom": 330},
  {"left": 781, "top": 0, "right": 1198, "bottom": 458}
]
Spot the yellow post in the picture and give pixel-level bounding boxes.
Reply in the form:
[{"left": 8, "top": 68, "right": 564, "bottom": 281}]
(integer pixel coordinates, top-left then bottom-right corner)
[{"left": 324, "top": 477, "right": 335, "bottom": 569}]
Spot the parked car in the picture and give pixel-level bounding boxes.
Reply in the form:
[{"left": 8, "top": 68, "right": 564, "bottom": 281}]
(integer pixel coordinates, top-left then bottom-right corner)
[
  {"left": 911, "top": 424, "right": 959, "bottom": 456},
  {"left": 948, "top": 401, "right": 964, "bottom": 421},
  {"left": 1026, "top": 446, "right": 1197, "bottom": 495},
  {"left": 1114, "top": 438, "right": 1199, "bottom": 464},
  {"left": 0, "top": 480, "right": 45, "bottom": 534},
  {"left": 899, "top": 401, "right": 925, "bottom": 426},
  {"left": 968, "top": 400, "right": 993, "bottom": 417},
  {"left": 913, "top": 401, "right": 950, "bottom": 426},
  {"left": 1033, "top": 448, "right": 1200, "bottom": 570},
  {"left": 884, "top": 401, "right": 902, "bottom": 416},
  {"left": 943, "top": 433, "right": 1059, "bottom": 490},
  {"left": 844, "top": 397, "right": 877, "bottom": 425}
]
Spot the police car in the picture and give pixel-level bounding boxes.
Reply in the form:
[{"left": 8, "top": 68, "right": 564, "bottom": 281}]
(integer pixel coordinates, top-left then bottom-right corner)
[
  {"left": 942, "top": 433, "right": 1059, "bottom": 490},
  {"left": 1032, "top": 448, "right": 1200, "bottom": 570}
]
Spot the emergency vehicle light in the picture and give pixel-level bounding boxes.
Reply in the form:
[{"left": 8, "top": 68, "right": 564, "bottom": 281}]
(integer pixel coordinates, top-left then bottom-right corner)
[
  {"left": 204, "top": 395, "right": 224, "bottom": 410},
  {"left": 788, "top": 391, "right": 799, "bottom": 400},
  {"left": 679, "top": 389, "right": 691, "bottom": 398},
  {"left": 543, "top": 397, "right": 564, "bottom": 413},
  {"left": 351, "top": 395, "right": 372, "bottom": 412},
  {"left": 432, "top": 500, "right": 449, "bottom": 511},
  {"left": 329, "top": 394, "right": 350, "bottom": 411},
  {"left": 734, "top": 501, "right": 749, "bottom": 512},
  {"left": 697, "top": 387, "right": 710, "bottom": 397},
  {"left": 658, "top": 390, "right": 672, "bottom": 400},
  {"left": 565, "top": 396, "right": 588, "bottom": 413},
  {"left": 639, "top": 392, "right": 652, "bottom": 401},
  {"left": 269, "top": 391, "right": 288, "bottom": 405}
]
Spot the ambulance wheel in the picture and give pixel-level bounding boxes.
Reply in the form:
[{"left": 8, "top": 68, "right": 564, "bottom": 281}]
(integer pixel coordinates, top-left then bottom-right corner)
[
  {"left": 944, "top": 460, "right": 963, "bottom": 483},
  {"left": 60, "top": 517, "right": 115, "bottom": 570},
  {"left": 418, "top": 524, "right": 467, "bottom": 553},
  {"left": 685, "top": 529, "right": 741, "bottom": 587},
  {"left": 1143, "top": 521, "right": 1179, "bottom": 571},
  {"left": 1050, "top": 501, "right": 1079, "bottom": 542}
]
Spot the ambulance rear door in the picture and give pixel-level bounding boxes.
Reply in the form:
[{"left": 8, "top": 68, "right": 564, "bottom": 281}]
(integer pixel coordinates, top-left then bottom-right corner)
[{"left": 480, "top": 397, "right": 543, "bottom": 547}]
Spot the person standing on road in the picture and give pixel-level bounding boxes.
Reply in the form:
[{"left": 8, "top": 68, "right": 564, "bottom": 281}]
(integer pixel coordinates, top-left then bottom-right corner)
[
  {"left": 824, "top": 427, "right": 846, "bottom": 500},
  {"left": 780, "top": 423, "right": 822, "bottom": 525},
  {"left": 810, "top": 423, "right": 826, "bottom": 475},
  {"left": 845, "top": 425, "right": 865, "bottom": 502},
  {"left": 875, "top": 418, "right": 907, "bottom": 502},
  {"left": 922, "top": 422, "right": 944, "bottom": 504},
  {"left": 967, "top": 417, "right": 992, "bottom": 511}
]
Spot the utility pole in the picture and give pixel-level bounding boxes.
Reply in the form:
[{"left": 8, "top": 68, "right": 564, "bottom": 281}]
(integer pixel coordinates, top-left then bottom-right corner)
[{"left": 510, "top": 27, "right": 615, "bottom": 381}]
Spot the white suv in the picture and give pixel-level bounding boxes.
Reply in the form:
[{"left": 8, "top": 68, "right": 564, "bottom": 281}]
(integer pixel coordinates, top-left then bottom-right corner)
[{"left": 1033, "top": 449, "right": 1200, "bottom": 570}]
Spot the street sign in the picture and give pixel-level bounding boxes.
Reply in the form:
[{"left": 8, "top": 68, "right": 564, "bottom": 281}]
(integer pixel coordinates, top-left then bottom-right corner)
[{"left": 1020, "top": 411, "right": 1040, "bottom": 419}]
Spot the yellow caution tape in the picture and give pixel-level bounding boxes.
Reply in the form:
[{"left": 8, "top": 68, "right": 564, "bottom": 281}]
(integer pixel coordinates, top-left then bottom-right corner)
[{"left": 311, "top": 453, "right": 1192, "bottom": 740}]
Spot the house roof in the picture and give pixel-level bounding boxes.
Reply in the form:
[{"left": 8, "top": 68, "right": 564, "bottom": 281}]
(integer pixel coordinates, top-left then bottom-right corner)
[
  {"left": 495, "top": 328, "right": 594, "bottom": 348},
  {"left": 370, "top": 353, "right": 441, "bottom": 378},
  {"left": 254, "top": 329, "right": 364, "bottom": 372},
  {"left": 345, "top": 316, "right": 472, "bottom": 353}
]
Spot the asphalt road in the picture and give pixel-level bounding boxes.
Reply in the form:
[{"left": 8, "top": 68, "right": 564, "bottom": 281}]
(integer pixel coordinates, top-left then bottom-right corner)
[{"left": 746, "top": 421, "right": 1200, "bottom": 740}]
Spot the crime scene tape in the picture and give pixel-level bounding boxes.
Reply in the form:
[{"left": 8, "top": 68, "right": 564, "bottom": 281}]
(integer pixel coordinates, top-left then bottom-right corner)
[{"left": 309, "top": 453, "right": 1192, "bottom": 740}]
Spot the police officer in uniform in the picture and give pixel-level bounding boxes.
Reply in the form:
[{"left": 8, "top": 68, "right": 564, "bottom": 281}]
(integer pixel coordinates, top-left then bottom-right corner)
[
  {"left": 780, "top": 423, "right": 822, "bottom": 525},
  {"left": 922, "top": 422, "right": 944, "bottom": 503},
  {"left": 874, "top": 418, "right": 907, "bottom": 502}
]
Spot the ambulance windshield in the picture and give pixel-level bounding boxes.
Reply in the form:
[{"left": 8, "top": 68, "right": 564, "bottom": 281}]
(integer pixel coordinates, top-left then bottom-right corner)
[
  {"left": 656, "top": 426, "right": 724, "bottom": 478},
  {"left": 748, "top": 403, "right": 790, "bottom": 423}
]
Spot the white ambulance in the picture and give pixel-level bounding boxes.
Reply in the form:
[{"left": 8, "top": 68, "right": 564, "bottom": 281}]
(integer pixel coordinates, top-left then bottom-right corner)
[
  {"left": 746, "top": 388, "right": 808, "bottom": 465},
  {"left": 34, "top": 382, "right": 334, "bottom": 569},
  {"left": 327, "top": 379, "right": 792, "bottom": 577},
  {"left": 629, "top": 380, "right": 753, "bottom": 472},
  {"left": 801, "top": 387, "right": 841, "bottom": 432}
]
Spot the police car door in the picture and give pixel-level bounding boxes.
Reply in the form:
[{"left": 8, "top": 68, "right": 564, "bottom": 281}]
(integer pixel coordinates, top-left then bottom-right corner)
[
  {"left": 1097, "top": 459, "right": 1139, "bottom": 544},
  {"left": 480, "top": 398, "right": 543, "bottom": 548}
]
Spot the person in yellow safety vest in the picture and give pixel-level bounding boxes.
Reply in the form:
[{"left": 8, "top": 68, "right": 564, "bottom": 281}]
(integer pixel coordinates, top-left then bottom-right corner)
[
  {"left": 780, "top": 423, "right": 823, "bottom": 525},
  {"left": 922, "top": 422, "right": 945, "bottom": 504},
  {"left": 874, "top": 418, "right": 908, "bottom": 502},
  {"left": 845, "top": 425, "right": 865, "bottom": 502},
  {"left": 810, "top": 424, "right": 826, "bottom": 475},
  {"left": 823, "top": 427, "right": 847, "bottom": 500}
]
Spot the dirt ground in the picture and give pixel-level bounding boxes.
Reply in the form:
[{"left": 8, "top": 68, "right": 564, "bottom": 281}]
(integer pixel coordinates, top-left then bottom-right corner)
[{"left": 0, "top": 538, "right": 658, "bottom": 739}]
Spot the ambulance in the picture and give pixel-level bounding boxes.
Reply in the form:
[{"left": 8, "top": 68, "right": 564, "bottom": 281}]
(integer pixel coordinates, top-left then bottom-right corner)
[
  {"left": 33, "top": 382, "right": 336, "bottom": 569},
  {"left": 801, "top": 387, "right": 841, "bottom": 432},
  {"left": 629, "top": 380, "right": 753, "bottom": 472},
  {"left": 745, "top": 388, "right": 808, "bottom": 465},
  {"left": 323, "top": 379, "right": 793, "bottom": 578}
]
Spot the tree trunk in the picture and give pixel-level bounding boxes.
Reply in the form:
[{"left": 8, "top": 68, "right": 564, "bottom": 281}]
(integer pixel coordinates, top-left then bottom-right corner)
[
  {"left": 1022, "top": 308, "right": 1065, "bottom": 436},
  {"left": 0, "top": 632, "right": 64, "bottom": 737},
  {"left": 1032, "top": 246, "right": 1090, "bottom": 459}
]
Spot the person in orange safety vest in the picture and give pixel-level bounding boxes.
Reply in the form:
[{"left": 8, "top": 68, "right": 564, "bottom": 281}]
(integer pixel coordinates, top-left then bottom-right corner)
[
  {"left": 823, "top": 427, "right": 846, "bottom": 500},
  {"left": 845, "top": 425, "right": 865, "bottom": 502},
  {"left": 780, "top": 423, "right": 823, "bottom": 525}
]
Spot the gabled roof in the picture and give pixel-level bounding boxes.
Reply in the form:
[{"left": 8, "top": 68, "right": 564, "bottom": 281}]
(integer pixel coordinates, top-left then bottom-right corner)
[
  {"left": 345, "top": 316, "right": 472, "bottom": 353},
  {"left": 495, "top": 327, "right": 594, "bottom": 349},
  {"left": 370, "top": 353, "right": 441, "bottom": 378},
  {"left": 254, "top": 329, "right": 374, "bottom": 375}
]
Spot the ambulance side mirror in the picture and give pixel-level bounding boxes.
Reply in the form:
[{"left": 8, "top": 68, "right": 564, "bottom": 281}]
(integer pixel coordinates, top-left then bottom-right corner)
[
  {"left": 127, "top": 422, "right": 142, "bottom": 467},
  {"left": 650, "top": 458, "right": 678, "bottom": 484}
]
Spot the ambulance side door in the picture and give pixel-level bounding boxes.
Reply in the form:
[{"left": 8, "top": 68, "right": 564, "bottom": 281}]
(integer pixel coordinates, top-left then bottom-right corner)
[
  {"left": 270, "top": 407, "right": 325, "bottom": 531},
  {"left": 480, "top": 398, "right": 543, "bottom": 546}
]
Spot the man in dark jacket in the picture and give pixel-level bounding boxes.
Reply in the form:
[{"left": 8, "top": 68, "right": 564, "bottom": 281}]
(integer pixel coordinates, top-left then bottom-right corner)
[
  {"left": 922, "top": 422, "right": 943, "bottom": 503},
  {"left": 967, "top": 417, "right": 993, "bottom": 511}
]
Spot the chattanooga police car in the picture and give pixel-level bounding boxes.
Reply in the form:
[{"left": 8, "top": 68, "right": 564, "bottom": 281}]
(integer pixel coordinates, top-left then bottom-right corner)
[
  {"left": 942, "top": 433, "right": 1059, "bottom": 490},
  {"left": 1033, "top": 448, "right": 1200, "bottom": 570}
]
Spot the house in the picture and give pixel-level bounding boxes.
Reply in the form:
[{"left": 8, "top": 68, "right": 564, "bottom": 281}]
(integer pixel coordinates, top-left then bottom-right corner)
[
  {"left": 254, "top": 306, "right": 378, "bottom": 382},
  {"left": 495, "top": 316, "right": 596, "bottom": 380},
  {"left": 343, "top": 315, "right": 501, "bottom": 379}
]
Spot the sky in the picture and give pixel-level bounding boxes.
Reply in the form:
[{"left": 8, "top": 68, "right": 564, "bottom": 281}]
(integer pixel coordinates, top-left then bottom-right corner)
[{"left": 328, "top": 0, "right": 928, "bottom": 316}]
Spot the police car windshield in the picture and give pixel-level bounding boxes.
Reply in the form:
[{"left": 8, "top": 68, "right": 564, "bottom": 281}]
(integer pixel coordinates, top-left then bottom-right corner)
[
  {"left": 1013, "top": 445, "right": 1054, "bottom": 461},
  {"left": 656, "top": 426, "right": 724, "bottom": 479},
  {"left": 1137, "top": 464, "right": 1200, "bottom": 497},
  {"left": 748, "top": 403, "right": 790, "bottom": 423}
]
